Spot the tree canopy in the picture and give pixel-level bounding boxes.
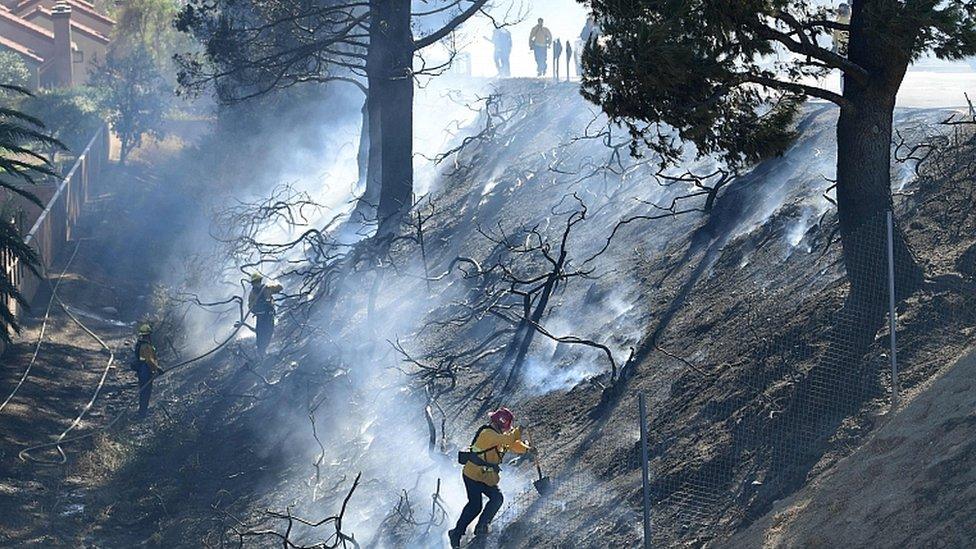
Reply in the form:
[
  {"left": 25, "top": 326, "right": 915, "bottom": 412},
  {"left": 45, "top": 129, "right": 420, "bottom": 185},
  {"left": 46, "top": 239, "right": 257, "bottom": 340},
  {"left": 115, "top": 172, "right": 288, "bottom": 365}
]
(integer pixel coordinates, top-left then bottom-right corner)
[
  {"left": 91, "top": 46, "right": 169, "bottom": 165},
  {"left": 581, "top": 0, "right": 976, "bottom": 169},
  {"left": 21, "top": 87, "right": 102, "bottom": 162},
  {"left": 0, "top": 52, "right": 32, "bottom": 93},
  {"left": 176, "top": 0, "right": 494, "bottom": 236},
  {"left": 112, "top": 0, "right": 196, "bottom": 84},
  {"left": 175, "top": 0, "right": 370, "bottom": 102},
  {"left": 580, "top": 0, "right": 976, "bottom": 397}
]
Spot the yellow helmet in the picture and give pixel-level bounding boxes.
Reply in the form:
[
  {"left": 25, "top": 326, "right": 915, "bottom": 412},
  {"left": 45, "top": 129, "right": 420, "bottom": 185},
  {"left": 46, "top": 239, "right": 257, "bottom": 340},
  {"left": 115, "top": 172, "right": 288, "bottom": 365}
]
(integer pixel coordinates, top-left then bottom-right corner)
[
  {"left": 250, "top": 272, "right": 264, "bottom": 284},
  {"left": 137, "top": 323, "right": 152, "bottom": 336}
]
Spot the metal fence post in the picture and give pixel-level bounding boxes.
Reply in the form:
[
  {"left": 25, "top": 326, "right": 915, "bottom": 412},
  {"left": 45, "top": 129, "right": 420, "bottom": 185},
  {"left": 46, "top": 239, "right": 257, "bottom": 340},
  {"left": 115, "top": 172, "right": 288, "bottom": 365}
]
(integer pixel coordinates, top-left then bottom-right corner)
[
  {"left": 886, "top": 211, "right": 899, "bottom": 409},
  {"left": 639, "top": 392, "right": 651, "bottom": 549}
]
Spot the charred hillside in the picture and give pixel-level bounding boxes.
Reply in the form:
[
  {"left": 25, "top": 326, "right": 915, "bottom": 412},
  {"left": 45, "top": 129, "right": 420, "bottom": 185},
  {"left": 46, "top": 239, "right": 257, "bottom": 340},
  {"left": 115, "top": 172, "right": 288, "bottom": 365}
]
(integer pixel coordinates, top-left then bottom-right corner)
[{"left": 3, "top": 80, "right": 974, "bottom": 549}]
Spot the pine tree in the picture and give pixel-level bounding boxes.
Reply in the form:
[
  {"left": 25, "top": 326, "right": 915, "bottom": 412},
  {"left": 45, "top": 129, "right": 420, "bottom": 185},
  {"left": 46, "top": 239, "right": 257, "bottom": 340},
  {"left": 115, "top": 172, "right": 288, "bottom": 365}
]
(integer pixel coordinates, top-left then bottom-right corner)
[{"left": 581, "top": 0, "right": 976, "bottom": 376}]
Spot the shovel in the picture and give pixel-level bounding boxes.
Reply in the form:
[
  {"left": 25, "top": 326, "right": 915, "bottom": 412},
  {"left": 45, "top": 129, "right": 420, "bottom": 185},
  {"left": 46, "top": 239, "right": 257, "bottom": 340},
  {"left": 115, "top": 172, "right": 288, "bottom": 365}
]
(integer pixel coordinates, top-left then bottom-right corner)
[
  {"left": 525, "top": 433, "right": 552, "bottom": 496},
  {"left": 526, "top": 431, "right": 553, "bottom": 496},
  {"left": 532, "top": 454, "right": 553, "bottom": 496}
]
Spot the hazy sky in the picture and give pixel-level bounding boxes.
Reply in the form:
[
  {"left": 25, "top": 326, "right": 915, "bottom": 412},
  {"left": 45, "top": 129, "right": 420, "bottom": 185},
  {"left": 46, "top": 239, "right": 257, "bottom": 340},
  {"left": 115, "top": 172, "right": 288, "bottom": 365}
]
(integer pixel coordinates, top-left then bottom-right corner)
[
  {"left": 459, "top": 0, "right": 590, "bottom": 78},
  {"left": 436, "top": 0, "right": 976, "bottom": 105}
]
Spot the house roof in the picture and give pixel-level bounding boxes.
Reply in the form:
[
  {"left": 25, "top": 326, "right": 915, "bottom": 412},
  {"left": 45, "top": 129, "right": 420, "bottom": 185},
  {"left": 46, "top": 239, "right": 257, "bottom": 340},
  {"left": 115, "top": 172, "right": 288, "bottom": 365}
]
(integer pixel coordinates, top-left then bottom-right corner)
[
  {"left": 14, "top": 0, "right": 114, "bottom": 26},
  {"left": 0, "top": 7, "right": 54, "bottom": 40},
  {"left": 0, "top": 33, "right": 44, "bottom": 64},
  {"left": 23, "top": 7, "right": 110, "bottom": 44}
]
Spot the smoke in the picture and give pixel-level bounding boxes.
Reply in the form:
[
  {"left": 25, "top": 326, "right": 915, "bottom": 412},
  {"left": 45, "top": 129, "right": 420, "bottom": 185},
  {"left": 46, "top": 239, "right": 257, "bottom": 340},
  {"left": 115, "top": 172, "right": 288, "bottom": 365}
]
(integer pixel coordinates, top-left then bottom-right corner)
[
  {"left": 138, "top": 75, "right": 506, "bottom": 547},
  {"left": 146, "top": 64, "right": 966, "bottom": 548}
]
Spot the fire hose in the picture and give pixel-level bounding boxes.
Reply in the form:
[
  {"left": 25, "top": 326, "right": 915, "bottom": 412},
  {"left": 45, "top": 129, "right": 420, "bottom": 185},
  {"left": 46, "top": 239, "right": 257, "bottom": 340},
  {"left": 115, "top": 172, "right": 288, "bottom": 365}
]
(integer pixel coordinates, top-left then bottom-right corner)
[{"left": 13, "top": 243, "right": 250, "bottom": 464}]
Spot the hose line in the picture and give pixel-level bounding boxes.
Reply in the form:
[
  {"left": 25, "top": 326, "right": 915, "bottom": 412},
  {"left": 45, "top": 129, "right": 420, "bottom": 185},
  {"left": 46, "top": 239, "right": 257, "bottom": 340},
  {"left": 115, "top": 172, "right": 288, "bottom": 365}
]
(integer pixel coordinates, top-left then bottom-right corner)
[{"left": 0, "top": 240, "right": 83, "bottom": 416}]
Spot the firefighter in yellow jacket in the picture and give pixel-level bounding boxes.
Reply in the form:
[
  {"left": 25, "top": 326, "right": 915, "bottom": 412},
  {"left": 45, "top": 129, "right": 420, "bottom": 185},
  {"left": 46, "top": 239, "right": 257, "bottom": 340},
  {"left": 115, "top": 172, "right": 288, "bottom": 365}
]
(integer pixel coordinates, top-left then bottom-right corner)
[
  {"left": 448, "top": 407, "right": 533, "bottom": 547},
  {"left": 131, "top": 323, "right": 162, "bottom": 418},
  {"left": 247, "top": 272, "right": 283, "bottom": 355}
]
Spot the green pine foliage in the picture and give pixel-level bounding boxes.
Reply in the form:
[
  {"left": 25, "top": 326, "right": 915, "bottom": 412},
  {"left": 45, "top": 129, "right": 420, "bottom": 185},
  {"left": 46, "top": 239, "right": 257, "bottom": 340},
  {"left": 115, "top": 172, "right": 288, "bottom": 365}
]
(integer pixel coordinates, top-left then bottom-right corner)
[
  {"left": 580, "top": 0, "right": 976, "bottom": 170},
  {"left": 21, "top": 87, "right": 102, "bottom": 163}
]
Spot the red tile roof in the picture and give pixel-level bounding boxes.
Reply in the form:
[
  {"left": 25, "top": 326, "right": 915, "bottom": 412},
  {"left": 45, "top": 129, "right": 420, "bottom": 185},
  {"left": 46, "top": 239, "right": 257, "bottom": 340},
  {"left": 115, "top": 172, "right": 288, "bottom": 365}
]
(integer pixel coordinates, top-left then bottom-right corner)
[
  {"left": 0, "top": 33, "right": 44, "bottom": 63},
  {"left": 0, "top": 7, "right": 54, "bottom": 40},
  {"left": 23, "top": 7, "right": 110, "bottom": 44},
  {"left": 14, "top": 0, "right": 114, "bottom": 26}
]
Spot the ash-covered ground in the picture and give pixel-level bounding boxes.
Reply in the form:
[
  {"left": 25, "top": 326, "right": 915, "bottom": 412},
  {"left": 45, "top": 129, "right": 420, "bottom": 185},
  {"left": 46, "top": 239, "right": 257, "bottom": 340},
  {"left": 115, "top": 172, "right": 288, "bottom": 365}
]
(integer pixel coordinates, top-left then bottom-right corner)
[{"left": 1, "top": 78, "right": 974, "bottom": 548}]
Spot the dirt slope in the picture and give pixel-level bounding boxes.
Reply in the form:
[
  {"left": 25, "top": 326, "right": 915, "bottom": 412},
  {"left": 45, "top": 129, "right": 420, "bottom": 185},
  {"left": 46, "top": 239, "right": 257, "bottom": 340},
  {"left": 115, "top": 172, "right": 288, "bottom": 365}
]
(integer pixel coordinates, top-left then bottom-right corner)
[
  {"left": 732, "top": 346, "right": 976, "bottom": 548},
  {"left": 0, "top": 254, "right": 134, "bottom": 546},
  {"left": 1, "top": 82, "right": 974, "bottom": 548},
  {"left": 0, "top": 134, "right": 211, "bottom": 547},
  {"left": 394, "top": 81, "right": 976, "bottom": 548}
]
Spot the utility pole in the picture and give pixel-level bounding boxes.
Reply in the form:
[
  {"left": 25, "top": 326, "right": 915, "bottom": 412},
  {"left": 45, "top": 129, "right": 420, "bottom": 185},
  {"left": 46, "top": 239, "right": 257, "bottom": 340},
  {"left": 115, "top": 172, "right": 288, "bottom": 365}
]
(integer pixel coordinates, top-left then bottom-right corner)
[{"left": 639, "top": 392, "right": 652, "bottom": 548}]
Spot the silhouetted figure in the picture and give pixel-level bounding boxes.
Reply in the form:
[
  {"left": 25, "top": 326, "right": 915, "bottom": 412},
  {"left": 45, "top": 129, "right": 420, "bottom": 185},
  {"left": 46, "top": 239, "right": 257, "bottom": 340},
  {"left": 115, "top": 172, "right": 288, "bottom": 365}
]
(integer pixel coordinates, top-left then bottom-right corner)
[
  {"left": 565, "top": 41, "right": 573, "bottom": 80},
  {"left": 581, "top": 15, "right": 601, "bottom": 44},
  {"left": 553, "top": 39, "right": 562, "bottom": 80},
  {"left": 486, "top": 27, "right": 512, "bottom": 77},
  {"left": 529, "top": 18, "right": 552, "bottom": 77},
  {"left": 574, "top": 38, "right": 582, "bottom": 75},
  {"left": 576, "top": 16, "right": 600, "bottom": 76},
  {"left": 831, "top": 3, "right": 851, "bottom": 56},
  {"left": 833, "top": 3, "right": 851, "bottom": 93}
]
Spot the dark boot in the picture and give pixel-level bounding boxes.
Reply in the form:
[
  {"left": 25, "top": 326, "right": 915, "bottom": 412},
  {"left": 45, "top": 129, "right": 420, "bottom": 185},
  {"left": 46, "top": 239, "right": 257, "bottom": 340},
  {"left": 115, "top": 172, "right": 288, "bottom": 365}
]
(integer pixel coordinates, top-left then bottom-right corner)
[{"left": 448, "top": 528, "right": 462, "bottom": 548}]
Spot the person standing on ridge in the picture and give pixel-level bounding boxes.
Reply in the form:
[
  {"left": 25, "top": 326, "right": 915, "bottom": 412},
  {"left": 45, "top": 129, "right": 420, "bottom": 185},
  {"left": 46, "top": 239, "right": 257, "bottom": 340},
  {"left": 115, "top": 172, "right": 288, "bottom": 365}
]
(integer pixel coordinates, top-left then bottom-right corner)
[
  {"left": 553, "top": 38, "right": 563, "bottom": 80},
  {"left": 576, "top": 16, "right": 601, "bottom": 76},
  {"left": 448, "top": 407, "right": 534, "bottom": 548},
  {"left": 529, "top": 18, "right": 552, "bottom": 77},
  {"left": 247, "top": 272, "right": 283, "bottom": 356},
  {"left": 565, "top": 41, "right": 573, "bottom": 81},
  {"left": 486, "top": 26, "right": 512, "bottom": 77},
  {"left": 832, "top": 3, "right": 851, "bottom": 57},
  {"left": 131, "top": 323, "right": 162, "bottom": 418},
  {"left": 580, "top": 15, "right": 601, "bottom": 44}
]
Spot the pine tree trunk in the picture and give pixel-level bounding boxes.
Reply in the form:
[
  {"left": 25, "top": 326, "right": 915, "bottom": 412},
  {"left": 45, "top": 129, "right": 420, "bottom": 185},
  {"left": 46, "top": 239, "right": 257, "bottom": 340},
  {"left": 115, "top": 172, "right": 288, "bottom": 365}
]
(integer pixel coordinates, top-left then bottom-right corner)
[
  {"left": 375, "top": 0, "right": 414, "bottom": 238},
  {"left": 352, "top": 4, "right": 387, "bottom": 225},
  {"left": 354, "top": 100, "right": 370, "bottom": 193},
  {"left": 119, "top": 137, "right": 130, "bottom": 166},
  {"left": 366, "top": 90, "right": 383, "bottom": 207},
  {"left": 810, "top": 57, "right": 922, "bottom": 412},
  {"left": 350, "top": 87, "right": 383, "bottom": 225}
]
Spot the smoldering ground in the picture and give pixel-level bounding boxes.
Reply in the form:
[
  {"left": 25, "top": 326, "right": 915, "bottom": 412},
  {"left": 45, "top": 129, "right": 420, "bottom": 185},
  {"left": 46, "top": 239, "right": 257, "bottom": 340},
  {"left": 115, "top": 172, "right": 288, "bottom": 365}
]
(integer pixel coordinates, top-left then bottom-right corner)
[{"left": 132, "top": 66, "right": 974, "bottom": 549}]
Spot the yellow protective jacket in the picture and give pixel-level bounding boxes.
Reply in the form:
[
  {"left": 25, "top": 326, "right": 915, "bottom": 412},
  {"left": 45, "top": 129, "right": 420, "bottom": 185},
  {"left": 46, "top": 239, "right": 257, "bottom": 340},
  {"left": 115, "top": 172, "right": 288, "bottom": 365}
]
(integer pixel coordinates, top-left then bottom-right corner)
[
  {"left": 529, "top": 25, "right": 552, "bottom": 49},
  {"left": 137, "top": 338, "right": 161, "bottom": 375},
  {"left": 462, "top": 425, "right": 530, "bottom": 487},
  {"left": 248, "top": 281, "right": 283, "bottom": 316}
]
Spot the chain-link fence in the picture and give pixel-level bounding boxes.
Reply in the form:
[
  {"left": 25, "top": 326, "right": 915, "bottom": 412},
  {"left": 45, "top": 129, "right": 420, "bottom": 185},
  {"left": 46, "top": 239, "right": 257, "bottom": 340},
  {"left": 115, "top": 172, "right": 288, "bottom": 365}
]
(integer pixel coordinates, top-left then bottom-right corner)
[
  {"left": 480, "top": 199, "right": 975, "bottom": 547},
  {"left": 458, "top": 120, "right": 976, "bottom": 547},
  {"left": 637, "top": 202, "right": 976, "bottom": 547},
  {"left": 472, "top": 208, "right": 913, "bottom": 547},
  {"left": 644, "top": 210, "right": 897, "bottom": 547}
]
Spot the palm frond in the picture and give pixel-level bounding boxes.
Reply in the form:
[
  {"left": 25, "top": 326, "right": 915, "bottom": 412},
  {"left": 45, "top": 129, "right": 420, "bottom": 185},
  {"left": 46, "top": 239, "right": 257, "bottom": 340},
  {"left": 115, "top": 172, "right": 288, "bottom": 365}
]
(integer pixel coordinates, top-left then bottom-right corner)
[{"left": 0, "top": 84, "right": 58, "bottom": 341}]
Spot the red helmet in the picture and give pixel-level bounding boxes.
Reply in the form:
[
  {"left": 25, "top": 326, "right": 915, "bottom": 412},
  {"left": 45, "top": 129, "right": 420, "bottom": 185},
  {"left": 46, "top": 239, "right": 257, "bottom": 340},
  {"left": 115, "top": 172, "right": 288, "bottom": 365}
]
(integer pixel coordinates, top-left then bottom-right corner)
[{"left": 489, "top": 408, "right": 514, "bottom": 432}]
